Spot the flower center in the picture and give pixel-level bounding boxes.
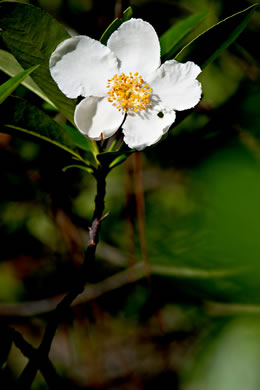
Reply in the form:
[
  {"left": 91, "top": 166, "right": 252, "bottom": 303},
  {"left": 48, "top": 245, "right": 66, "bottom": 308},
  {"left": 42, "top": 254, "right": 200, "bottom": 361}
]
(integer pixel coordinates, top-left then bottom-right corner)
[{"left": 107, "top": 72, "right": 152, "bottom": 113}]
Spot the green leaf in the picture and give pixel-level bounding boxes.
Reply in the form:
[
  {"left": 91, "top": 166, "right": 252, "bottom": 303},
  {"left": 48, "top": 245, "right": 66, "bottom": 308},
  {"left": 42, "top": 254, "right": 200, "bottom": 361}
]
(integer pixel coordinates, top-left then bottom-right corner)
[
  {"left": 0, "top": 96, "right": 90, "bottom": 164},
  {"left": 62, "top": 124, "right": 97, "bottom": 166},
  {"left": 0, "top": 64, "right": 39, "bottom": 104},
  {"left": 100, "top": 6, "right": 133, "bottom": 44},
  {"left": 0, "top": 49, "right": 55, "bottom": 107},
  {"left": 160, "top": 12, "right": 208, "bottom": 60},
  {"left": 62, "top": 124, "right": 94, "bottom": 154},
  {"left": 62, "top": 164, "right": 94, "bottom": 174},
  {"left": 175, "top": 4, "right": 258, "bottom": 69},
  {"left": 145, "top": 143, "right": 260, "bottom": 302},
  {"left": 108, "top": 153, "right": 130, "bottom": 169},
  {"left": 0, "top": 1, "right": 76, "bottom": 122},
  {"left": 185, "top": 318, "right": 260, "bottom": 390},
  {"left": 97, "top": 149, "right": 134, "bottom": 169}
]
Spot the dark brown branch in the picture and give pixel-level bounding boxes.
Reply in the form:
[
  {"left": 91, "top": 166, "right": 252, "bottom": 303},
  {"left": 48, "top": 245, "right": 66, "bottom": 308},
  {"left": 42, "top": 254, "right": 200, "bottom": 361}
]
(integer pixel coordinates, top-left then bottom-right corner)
[
  {"left": 10, "top": 328, "right": 61, "bottom": 389},
  {"left": 11, "top": 328, "right": 35, "bottom": 359},
  {"left": 17, "top": 167, "right": 108, "bottom": 389}
]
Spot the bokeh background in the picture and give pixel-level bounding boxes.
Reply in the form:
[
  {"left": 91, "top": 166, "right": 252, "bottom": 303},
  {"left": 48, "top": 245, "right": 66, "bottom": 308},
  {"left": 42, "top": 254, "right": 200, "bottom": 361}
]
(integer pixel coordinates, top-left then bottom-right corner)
[{"left": 0, "top": 0, "right": 260, "bottom": 389}]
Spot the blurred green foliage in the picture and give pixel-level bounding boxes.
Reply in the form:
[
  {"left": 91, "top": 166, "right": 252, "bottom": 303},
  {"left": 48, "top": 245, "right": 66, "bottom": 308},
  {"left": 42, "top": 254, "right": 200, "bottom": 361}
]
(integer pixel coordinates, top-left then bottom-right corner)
[{"left": 0, "top": 0, "right": 259, "bottom": 389}]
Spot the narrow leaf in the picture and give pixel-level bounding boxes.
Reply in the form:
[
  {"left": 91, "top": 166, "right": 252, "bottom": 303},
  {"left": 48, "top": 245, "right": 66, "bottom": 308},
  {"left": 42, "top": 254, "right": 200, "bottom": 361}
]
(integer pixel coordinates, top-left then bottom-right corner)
[
  {"left": 97, "top": 149, "right": 134, "bottom": 168},
  {"left": 166, "top": 4, "right": 258, "bottom": 132},
  {"left": 0, "top": 49, "right": 56, "bottom": 107},
  {"left": 160, "top": 12, "right": 208, "bottom": 60},
  {"left": 62, "top": 164, "right": 94, "bottom": 174},
  {"left": 0, "top": 64, "right": 39, "bottom": 104},
  {"left": 0, "top": 96, "right": 90, "bottom": 164},
  {"left": 175, "top": 4, "right": 258, "bottom": 69},
  {"left": 109, "top": 154, "right": 130, "bottom": 169},
  {"left": 0, "top": 2, "right": 76, "bottom": 122},
  {"left": 100, "top": 7, "right": 133, "bottom": 44}
]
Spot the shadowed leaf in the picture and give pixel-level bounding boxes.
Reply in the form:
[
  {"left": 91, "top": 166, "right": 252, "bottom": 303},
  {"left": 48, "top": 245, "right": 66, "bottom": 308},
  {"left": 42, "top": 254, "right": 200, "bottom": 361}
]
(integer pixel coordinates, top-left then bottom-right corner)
[
  {"left": 100, "top": 7, "right": 133, "bottom": 44},
  {"left": 0, "top": 96, "right": 93, "bottom": 165},
  {"left": 0, "top": 1, "right": 76, "bottom": 121},
  {"left": 175, "top": 4, "right": 258, "bottom": 69},
  {"left": 160, "top": 12, "right": 208, "bottom": 60}
]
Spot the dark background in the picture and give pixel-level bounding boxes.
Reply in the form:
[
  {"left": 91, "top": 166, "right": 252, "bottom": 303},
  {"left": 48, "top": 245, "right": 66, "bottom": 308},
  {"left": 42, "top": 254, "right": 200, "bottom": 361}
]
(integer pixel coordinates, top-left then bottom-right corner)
[{"left": 0, "top": 0, "right": 259, "bottom": 389}]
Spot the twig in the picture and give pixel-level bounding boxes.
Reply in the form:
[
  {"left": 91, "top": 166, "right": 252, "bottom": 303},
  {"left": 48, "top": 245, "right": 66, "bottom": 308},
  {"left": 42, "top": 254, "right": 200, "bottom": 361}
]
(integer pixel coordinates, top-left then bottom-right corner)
[
  {"left": 134, "top": 152, "right": 150, "bottom": 276},
  {"left": 9, "top": 328, "right": 62, "bottom": 388},
  {"left": 205, "top": 301, "right": 260, "bottom": 316},
  {"left": 16, "top": 167, "right": 108, "bottom": 389},
  {"left": 0, "top": 262, "right": 244, "bottom": 318}
]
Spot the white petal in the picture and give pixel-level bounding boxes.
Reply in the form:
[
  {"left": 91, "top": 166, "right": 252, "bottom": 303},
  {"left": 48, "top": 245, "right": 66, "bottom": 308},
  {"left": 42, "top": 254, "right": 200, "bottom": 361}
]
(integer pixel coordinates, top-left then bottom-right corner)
[
  {"left": 148, "top": 60, "right": 202, "bottom": 111},
  {"left": 122, "top": 108, "right": 176, "bottom": 151},
  {"left": 74, "top": 96, "right": 124, "bottom": 141},
  {"left": 49, "top": 36, "right": 119, "bottom": 98},
  {"left": 107, "top": 19, "right": 160, "bottom": 78}
]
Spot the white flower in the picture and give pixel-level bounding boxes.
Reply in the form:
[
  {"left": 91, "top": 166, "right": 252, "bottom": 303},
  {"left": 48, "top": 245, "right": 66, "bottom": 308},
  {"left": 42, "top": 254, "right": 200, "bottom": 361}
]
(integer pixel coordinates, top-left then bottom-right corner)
[{"left": 49, "top": 19, "right": 202, "bottom": 151}]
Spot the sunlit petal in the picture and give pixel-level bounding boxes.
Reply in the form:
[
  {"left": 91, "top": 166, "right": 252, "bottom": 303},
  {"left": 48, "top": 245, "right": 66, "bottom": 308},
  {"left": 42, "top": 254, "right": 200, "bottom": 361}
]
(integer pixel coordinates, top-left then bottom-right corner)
[
  {"left": 107, "top": 19, "right": 160, "bottom": 78},
  {"left": 50, "top": 18, "right": 202, "bottom": 150},
  {"left": 50, "top": 36, "right": 118, "bottom": 98},
  {"left": 123, "top": 108, "right": 176, "bottom": 151},
  {"left": 148, "top": 60, "right": 202, "bottom": 111}
]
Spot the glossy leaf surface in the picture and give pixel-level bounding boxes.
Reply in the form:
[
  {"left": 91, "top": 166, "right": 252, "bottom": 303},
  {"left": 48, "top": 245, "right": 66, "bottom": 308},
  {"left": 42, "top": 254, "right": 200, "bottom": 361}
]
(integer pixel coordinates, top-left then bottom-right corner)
[
  {"left": 0, "top": 65, "right": 39, "bottom": 104},
  {"left": 0, "top": 96, "right": 90, "bottom": 164},
  {"left": 0, "top": 49, "right": 55, "bottom": 106},
  {"left": 176, "top": 4, "right": 258, "bottom": 68},
  {"left": 0, "top": 2, "right": 76, "bottom": 121}
]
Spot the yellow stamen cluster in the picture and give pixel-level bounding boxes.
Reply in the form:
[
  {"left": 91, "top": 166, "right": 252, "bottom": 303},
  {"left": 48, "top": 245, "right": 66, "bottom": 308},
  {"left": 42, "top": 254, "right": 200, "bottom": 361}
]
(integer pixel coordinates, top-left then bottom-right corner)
[{"left": 107, "top": 72, "right": 152, "bottom": 113}]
